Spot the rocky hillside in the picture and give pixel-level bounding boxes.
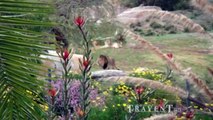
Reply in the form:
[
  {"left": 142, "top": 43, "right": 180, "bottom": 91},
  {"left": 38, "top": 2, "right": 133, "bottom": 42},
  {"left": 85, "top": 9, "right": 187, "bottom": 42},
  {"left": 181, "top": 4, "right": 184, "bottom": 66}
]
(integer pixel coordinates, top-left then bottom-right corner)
[
  {"left": 116, "top": 6, "right": 206, "bottom": 36},
  {"left": 54, "top": 0, "right": 213, "bottom": 37}
]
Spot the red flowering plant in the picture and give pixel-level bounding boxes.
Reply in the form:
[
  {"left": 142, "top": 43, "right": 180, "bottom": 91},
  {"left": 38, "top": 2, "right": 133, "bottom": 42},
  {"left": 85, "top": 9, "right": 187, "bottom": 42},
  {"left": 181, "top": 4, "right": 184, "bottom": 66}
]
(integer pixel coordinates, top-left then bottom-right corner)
[
  {"left": 45, "top": 15, "right": 93, "bottom": 120},
  {"left": 74, "top": 15, "right": 92, "bottom": 120},
  {"left": 164, "top": 53, "right": 174, "bottom": 81},
  {"left": 63, "top": 49, "right": 70, "bottom": 61},
  {"left": 74, "top": 16, "right": 85, "bottom": 27},
  {"left": 166, "top": 53, "right": 173, "bottom": 60},
  {"left": 133, "top": 86, "right": 157, "bottom": 105},
  {"left": 135, "top": 86, "right": 144, "bottom": 103},
  {"left": 48, "top": 88, "right": 57, "bottom": 97},
  {"left": 48, "top": 87, "right": 58, "bottom": 106},
  {"left": 46, "top": 31, "right": 74, "bottom": 119},
  {"left": 46, "top": 48, "right": 73, "bottom": 120},
  {"left": 156, "top": 99, "right": 164, "bottom": 110}
]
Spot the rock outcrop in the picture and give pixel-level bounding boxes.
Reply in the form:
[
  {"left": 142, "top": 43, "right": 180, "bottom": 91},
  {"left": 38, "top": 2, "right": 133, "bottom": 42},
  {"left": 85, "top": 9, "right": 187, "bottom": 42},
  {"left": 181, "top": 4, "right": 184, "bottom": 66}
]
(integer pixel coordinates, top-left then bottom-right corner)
[{"left": 116, "top": 6, "right": 205, "bottom": 34}]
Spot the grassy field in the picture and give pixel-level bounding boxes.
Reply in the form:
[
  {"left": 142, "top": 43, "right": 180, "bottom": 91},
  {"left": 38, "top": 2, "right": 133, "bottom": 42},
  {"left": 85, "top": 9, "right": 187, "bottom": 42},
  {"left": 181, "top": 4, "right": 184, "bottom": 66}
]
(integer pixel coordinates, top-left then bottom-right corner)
[{"left": 91, "top": 33, "right": 213, "bottom": 88}]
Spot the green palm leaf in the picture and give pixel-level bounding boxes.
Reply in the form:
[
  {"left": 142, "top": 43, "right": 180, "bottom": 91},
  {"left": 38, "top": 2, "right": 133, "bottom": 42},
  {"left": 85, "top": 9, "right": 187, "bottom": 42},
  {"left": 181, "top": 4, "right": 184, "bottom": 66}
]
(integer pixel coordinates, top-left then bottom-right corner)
[{"left": 0, "top": 0, "right": 53, "bottom": 119}]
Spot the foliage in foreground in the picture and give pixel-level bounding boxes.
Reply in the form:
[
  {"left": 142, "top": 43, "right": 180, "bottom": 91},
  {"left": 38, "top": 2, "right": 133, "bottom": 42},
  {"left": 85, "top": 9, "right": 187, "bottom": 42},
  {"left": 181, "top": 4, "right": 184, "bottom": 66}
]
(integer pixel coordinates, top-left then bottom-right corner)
[
  {"left": 88, "top": 67, "right": 213, "bottom": 120},
  {"left": 0, "top": 0, "right": 53, "bottom": 119}
]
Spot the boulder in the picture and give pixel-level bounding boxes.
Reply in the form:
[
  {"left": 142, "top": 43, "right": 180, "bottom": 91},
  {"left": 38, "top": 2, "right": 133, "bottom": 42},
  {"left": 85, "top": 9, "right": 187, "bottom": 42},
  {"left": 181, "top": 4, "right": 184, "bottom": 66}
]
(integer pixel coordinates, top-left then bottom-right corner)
[{"left": 91, "top": 70, "right": 127, "bottom": 79}]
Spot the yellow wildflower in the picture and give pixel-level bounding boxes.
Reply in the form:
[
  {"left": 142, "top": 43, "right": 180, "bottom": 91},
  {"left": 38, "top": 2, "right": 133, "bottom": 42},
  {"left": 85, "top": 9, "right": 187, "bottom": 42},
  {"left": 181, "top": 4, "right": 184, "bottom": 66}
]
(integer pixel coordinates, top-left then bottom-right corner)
[
  {"left": 205, "top": 103, "right": 209, "bottom": 106},
  {"left": 123, "top": 103, "right": 127, "bottom": 107},
  {"left": 103, "top": 91, "right": 108, "bottom": 95},
  {"left": 194, "top": 106, "right": 198, "bottom": 108}
]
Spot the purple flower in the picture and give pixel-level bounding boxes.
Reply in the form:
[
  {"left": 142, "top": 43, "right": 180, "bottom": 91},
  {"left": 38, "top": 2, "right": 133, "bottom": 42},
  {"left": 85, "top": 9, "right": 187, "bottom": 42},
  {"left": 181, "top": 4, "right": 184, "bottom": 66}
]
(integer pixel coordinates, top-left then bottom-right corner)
[
  {"left": 47, "top": 79, "right": 105, "bottom": 117},
  {"left": 69, "top": 81, "right": 81, "bottom": 109}
]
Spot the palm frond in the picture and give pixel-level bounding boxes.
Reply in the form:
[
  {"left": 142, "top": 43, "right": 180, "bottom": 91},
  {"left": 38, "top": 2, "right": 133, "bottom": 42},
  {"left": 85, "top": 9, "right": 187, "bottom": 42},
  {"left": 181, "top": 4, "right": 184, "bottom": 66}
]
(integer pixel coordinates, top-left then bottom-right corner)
[{"left": 0, "top": 0, "right": 53, "bottom": 119}]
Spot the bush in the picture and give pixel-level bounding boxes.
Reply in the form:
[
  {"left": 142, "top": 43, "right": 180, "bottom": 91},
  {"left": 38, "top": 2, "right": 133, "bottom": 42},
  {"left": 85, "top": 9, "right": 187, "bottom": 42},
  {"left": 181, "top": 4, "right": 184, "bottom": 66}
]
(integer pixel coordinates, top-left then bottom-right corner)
[
  {"left": 150, "top": 22, "right": 163, "bottom": 29},
  {"left": 145, "top": 29, "right": 155, "bottom": 36},
  {"left": 184, "top": 28, "right": 190, "bottom": 33},
  {"left": 121, "top": 0, "right": 140, "bottom": 8},
  {"left": 121, "top": 0, "right": 190, "bottom": 11},
  {"left": 164, "top": 25, "right": 177, "bottom": 34}
]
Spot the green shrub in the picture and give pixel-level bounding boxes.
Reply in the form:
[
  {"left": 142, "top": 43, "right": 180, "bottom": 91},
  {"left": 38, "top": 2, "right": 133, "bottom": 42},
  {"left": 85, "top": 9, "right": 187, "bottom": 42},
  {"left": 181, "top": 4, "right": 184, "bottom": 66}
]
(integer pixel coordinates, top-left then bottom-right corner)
[
  {"left": 145, "top": 29, "right": 155, "bottom": 36},
  {"left": 184, "top": 27, "right": 190, "bottom": 33},
  {"left": 121, "top": 0, "right": 190, "bottom": 10},
  {"left": 134, "top": 28, "right": 142, "bottom": 32},
  {"left": 165, "top": 25, "right": 175, "bottom": 31},
  {"left": 121, "top": 0, "right": 139, "bottom": 8},
  {"left": 150, "top": 22, "right": 163, "bottom": 29}
]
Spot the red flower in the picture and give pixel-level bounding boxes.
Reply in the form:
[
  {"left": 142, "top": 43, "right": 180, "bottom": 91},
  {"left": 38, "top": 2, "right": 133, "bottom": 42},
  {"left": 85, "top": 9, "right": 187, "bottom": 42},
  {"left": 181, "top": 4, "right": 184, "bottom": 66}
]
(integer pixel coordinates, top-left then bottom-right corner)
[
  {"left": 186, "top": 111, "right": 194, "bottom": 119},
  {"left": 74, "top": 16, "right": 85, "bottom": 27},
  {"left": 83, "top": 60, "right": 89, "bottom": 68},
  {"left": 135, "top": 86, "right": 144, "bottom": 95},
  {"left": 157, "top": 100, "right": 164, "bottom": 110},
  {"left": 166, "top": 53, "right": 173, "bottom": 59},
  {"left": 63, "top": 49, "right": 69, "bottom": 60},
  {"left": 48, "top": 88, "right": 57, "bottom": 97}
]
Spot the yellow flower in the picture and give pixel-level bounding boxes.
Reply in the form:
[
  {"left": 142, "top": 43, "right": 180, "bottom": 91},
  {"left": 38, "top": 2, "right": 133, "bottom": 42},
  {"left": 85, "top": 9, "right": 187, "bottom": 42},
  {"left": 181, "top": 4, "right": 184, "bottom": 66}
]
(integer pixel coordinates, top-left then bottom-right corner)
[
  {"left": 120, "top": 81, "right": 125, "bottom": 85},
  {"left": 44, "top": 105, "right": 48, "bottom": 111},
  {"left": 205, "top": 103, "right": 209, "bottom": 106},
  {"left": 117, "top": 104, "right": 121, "bottom": 107},
  {"left": 40, "top": 104, "right": 48, "bottom": 111},
  {"left": 102, "top": 109, "right": 106, "bottom": 112},
  {"left": 95, "top": 82, "right": 99, "bottom": 86},
  {"left": 103, "top": 91, "right": 108, "bottom": 95},
  {"left": 128, "top": 99, "right": 132, "bottom": 103},
  {"left": 109, "top": 87, "right": 113, "bottom": 91},
  {"left": 122, "top": 86, "right": 127, "bottom": 89},
  {"left": 26, "top": 90, "right": 32, "bottom": 94},
  {"left": 123, "top": 103, "right": 127, "bottom": 107},
  {"left": 112, "top": 105, "right": 115, "bottom": 107},
  {"left": 194, "top": 106, "right": 198, "bottom": 108}
]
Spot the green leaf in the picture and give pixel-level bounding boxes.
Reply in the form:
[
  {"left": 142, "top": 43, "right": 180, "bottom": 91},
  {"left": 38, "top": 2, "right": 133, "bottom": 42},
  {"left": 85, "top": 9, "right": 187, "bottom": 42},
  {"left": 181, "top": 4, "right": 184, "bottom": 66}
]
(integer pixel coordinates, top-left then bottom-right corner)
[{"left": 0, "top": 0, "right": 54, "bottom": 119}]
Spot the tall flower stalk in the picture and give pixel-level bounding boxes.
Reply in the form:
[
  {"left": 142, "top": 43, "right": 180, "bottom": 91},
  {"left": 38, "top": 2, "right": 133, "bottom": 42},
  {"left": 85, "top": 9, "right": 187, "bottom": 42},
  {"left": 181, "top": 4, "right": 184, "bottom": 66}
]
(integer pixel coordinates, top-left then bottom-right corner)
[
  {"left": 56, "top": 43, "right": 73, "bottom": 119},
  {"left": 74, "top": 16, "right": 91, "bottom": 120}
]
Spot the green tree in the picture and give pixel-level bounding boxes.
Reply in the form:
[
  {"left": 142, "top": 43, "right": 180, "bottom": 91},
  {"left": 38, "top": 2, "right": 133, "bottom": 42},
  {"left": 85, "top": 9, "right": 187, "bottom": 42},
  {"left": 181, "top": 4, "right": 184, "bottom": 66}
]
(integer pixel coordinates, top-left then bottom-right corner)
[{"left": 0, "top": 0, "right": 53, "bottom": 119}]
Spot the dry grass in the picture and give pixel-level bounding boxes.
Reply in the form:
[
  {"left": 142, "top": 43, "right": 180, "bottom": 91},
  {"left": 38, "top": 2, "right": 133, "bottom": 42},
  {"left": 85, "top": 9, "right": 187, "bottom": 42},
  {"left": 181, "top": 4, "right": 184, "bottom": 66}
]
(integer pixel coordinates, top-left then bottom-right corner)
[
  {"left": 143, "top": 113, "right": 176, "bottom": 120},
  {"left": 97, "top": 76, "right": 188, "bottom": 99},
  {"left": 124, "top": 29, "right": 213, "bottom": 102}
]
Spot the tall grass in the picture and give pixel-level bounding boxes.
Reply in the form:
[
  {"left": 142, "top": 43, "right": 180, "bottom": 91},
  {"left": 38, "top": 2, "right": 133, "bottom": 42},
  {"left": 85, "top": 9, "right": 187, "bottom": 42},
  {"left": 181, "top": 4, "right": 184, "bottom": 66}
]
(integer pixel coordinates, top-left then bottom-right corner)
[{"left": 124, "top": 29, "right": 213, "bottom": 102}]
